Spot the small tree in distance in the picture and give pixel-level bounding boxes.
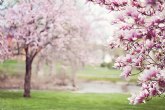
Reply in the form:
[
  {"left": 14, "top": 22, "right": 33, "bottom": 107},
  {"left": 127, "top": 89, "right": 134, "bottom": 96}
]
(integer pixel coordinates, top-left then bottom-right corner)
[{"left": 88, "top": 0, "right": 165, "bottom": 104}]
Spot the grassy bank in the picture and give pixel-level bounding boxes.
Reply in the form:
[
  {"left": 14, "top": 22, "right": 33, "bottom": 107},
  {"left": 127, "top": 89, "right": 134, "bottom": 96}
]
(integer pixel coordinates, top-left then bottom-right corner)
[
  {"left": 0, "top": 60, "right": 138, "bottom": 82},
  {"left": 0, "top": 60, "right": 25, "bottom": 76},
  {"left": 78, "top": 66, "right": 138, "bottom": 82},
  {"left": 0, "top": 90, "right": 164, "bottom": 110}
]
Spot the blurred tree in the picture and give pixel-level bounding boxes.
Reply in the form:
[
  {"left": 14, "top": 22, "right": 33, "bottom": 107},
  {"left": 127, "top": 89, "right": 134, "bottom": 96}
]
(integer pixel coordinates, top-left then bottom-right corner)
[
  {"left": 34, "top": 2, "right": 92, "bottom": 87},
  {"left": 0, "top": 0, "right": 90, "bottom": 97}
]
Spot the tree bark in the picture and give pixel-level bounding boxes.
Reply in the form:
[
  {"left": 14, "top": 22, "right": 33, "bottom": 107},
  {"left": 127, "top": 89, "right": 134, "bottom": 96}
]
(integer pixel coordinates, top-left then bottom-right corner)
[
  {"left": 71, "top": 65, "right": 77, "bottom": 88},
  {"left": 23, "top": 49, "right": 33, "bottom": 97}
]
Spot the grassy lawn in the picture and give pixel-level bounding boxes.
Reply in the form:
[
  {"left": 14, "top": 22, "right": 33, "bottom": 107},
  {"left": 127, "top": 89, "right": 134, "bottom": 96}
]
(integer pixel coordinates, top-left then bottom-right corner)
[
  {"left": 0, "top": 60, "right": 25, "bottom": 76},
  {"left": 78, "top": 66, "right": 138, "bottom": 83},
  {"left": 0, "top": 90, "right": 164, "bottom": 110},
  {"left": 0, "top": 60, "right": 138, "bottom": 82}
]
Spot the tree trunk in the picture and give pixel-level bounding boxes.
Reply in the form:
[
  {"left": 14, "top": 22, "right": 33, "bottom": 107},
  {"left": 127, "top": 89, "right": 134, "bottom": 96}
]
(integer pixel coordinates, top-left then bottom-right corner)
[
  {"left": 71, "top": 66, "right": 77, "bottom": 88},
  {"left": 23, "top": 51, "right": 33, "bottom": 97}
]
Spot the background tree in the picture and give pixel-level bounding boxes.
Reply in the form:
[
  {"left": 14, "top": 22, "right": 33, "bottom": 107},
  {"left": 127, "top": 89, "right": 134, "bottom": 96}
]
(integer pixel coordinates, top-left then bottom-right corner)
[
  {"left": 88, "top": 0, "right": 165, "bottom": 104},
  {"left": 0, "top": 30, "right": 9, "bottom": 61},
  {"left": 36, "top": 28, "right": 92, "bottom": 88},
  {"left": 35, "top": 2, "right": 91, "bottom": 88}
]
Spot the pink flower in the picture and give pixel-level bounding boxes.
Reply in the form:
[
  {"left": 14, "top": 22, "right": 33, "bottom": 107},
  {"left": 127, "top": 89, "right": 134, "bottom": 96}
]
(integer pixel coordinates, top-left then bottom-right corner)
[
  {"left": 145, "top": 39, "right": 154, "bottom": 49},
  {"left": 125, "top": 54, "right": 132, "bottom": 63},
  {"left": 128, "top": 91, "right": 147, "bottom": 104},
  {"left": 120, "top": 66, "right": 132, "bottom": 78},
  {"left": 149, "top": 87, "right": 158, "bottom": 96},
  {"left": 146, "top": 0, "right": 156, "bottom": 5},
  {"left": 117, "top": 14, "right": 125, "bottom": 22},
  {"left": 148, "top": 82, "right": 159, "bottom": 96},
  {"left": 116, "top": 57, "right": 121, "bottom": 62},
  {"left": 139, "top": 68, "right": 160, "bottom": 81},
  {"left": 142, "top": 83, "right": 148, "bottom": 89},
  {"left": 94, "top": 0, "right": 106, "bottom": 4},
  {"left": 120, "top": 25, "right": 132, "bottom": 30},
  {"left": 128, "top": 86, "right": 151, "bottom": 104},
  {"left": 146, "top": 29, "right": 156, "bottom": 40},
  {"left": 158, "top": 76, "right": 165, "bottom": 88},
  {"left": 124, "top": 33, "right": 133, "bottom": 41},
  {"left": 132, "top": 56, "right": 143, "bottom": 67}
]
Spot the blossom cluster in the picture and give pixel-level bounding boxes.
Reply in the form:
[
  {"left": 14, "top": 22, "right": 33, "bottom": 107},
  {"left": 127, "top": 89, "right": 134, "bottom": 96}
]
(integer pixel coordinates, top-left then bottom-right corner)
[
  {"left": 129, "top": 68, "right": 165, "bottom": 104},
  {"left": 88, "top": 0, "right": 165, "bottom": 104}
]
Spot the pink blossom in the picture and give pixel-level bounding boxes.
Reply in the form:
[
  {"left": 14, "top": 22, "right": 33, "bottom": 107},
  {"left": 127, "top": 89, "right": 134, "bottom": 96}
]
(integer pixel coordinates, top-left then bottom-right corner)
[
  {"left": 125, "top": 54, "right": 132, "bottom": 63},
  {"left": 146, "top": 0, "right": 156, "bottom": 5},
  {"left": 120, "top": 66, "right": 132, "bottom": 78},
  {"left": 149, "top": 82, "right": 159, "bottom": 96},
  {"left": 129, "top": 81, "right": 160, "bottom": 104},
  {"left": 133, "top": 58, "right": 141, "bottom": 66},
  {"left": 145, "top": 39, "right": 154, "bottom": 49},
  {"left": 158, "top": 76, "right": 165, "bottom": 88},
  {"left": 128, "top": 90, "right": 149, "bottom": 104},
  {"left": 149, "top": 87, "right": 158, "bottom": 96},
  {"left": 139, "top": 68, "right": 160, "bottom": 81},
  {"left": 124, "top": 33, "right": 133, "bottom": 41},
  {"left": 117, "top": 14, "right": 125, "bottom": 22},
  {"left": 142, "top": 83, "right": 148, "bottom": 89}
]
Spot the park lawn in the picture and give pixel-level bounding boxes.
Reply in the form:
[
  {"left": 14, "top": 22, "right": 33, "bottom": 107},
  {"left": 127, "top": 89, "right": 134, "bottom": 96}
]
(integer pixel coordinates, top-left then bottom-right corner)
[
  {"left": 0, "top": 60, "right": 139, "bottom": 83},
  {"left": 78, "top": 66, "right": 138, "bottom": 83},
  {"left": 0, "top": 90, "right": 164, "bottom": 110},
  {"left": 0, "top": 60, "right": 25, "bottom": 76}
]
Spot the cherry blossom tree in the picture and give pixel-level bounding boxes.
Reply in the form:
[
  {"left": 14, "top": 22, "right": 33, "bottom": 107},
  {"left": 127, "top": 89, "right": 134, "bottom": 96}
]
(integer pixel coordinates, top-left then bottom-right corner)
[
  {"left": 88, "top": 0, "right": 165, "bottom": 104},
  {"left": 36, "top": 33, "right": 89, "bottom": 88},
  {"left": 0, "top": 0, "right": 89, "bottom": 97},
  {"left": 2, "top": 0, "right": 61, "bottom": 97},
  {"left": 35, "top": 3, "right": 91, "bottom": 88}
]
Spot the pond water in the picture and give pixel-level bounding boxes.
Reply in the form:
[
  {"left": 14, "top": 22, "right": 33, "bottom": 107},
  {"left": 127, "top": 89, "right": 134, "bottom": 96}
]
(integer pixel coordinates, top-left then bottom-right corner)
[{"left": 76, "top": 81, "right": 140, "bottom": 94}]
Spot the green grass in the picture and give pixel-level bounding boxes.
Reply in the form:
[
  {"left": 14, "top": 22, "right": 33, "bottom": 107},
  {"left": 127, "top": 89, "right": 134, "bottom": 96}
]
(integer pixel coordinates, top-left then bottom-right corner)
[
  {"left": 0, "top": 90, "right": 164, "bottom": 110},
  {"left": 78, "top": 66, "right": 138, "bottom": 83},
  {"left": 0, "top": 60, "right": 138, "bottom": 82},
  {"left": 78, "top": 66, "right": 121, "bottom": 75},
  {"left": 0, "top": 60, "right": 25, "bottom": 76}
]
